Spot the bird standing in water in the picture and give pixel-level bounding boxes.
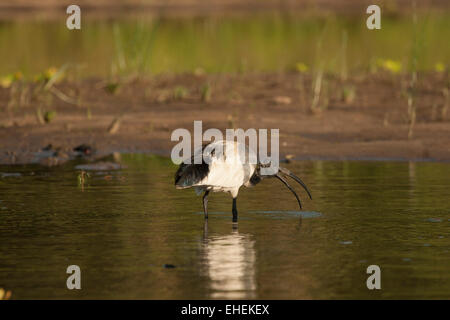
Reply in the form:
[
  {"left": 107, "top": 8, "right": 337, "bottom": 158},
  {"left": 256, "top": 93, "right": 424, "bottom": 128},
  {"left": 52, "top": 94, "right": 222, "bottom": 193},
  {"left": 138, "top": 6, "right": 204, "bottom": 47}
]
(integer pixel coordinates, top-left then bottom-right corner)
[{"left": 174, "top": 140, "right": 312, "bottom": 222}]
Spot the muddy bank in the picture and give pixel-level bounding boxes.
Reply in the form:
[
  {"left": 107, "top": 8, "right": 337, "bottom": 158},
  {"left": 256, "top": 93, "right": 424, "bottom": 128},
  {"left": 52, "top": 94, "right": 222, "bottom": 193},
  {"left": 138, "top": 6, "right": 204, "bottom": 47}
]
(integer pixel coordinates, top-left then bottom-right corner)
[{"left": 0, "top": 72, "right": 449, "bottom": 166}]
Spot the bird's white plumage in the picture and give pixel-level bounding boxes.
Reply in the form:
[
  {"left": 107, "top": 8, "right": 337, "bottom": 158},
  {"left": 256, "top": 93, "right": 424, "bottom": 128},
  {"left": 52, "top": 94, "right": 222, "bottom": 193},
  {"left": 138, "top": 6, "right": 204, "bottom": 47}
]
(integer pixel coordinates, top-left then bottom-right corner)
[
  {"left": 193, "top": 140, "right": 256, "bottom": 198},
  {"left": 175, "top": 139, "right": 312, "bottom": 222}
]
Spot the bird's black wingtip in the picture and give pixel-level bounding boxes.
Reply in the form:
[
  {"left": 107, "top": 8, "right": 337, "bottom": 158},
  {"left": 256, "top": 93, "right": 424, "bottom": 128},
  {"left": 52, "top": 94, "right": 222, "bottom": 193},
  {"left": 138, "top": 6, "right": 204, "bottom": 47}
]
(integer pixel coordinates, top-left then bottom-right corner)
[{"left": 174, "top": 160, "right": 210, "bottom": 189}]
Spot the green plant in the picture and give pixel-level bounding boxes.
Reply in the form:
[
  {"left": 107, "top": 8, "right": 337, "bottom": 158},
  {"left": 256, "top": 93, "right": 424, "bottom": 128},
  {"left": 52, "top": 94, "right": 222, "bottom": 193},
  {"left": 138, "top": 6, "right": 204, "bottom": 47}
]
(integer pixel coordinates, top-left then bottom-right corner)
[
  {"left": 442, "top": 86, "right": 449, "bottom": 120},
  {"left": 435, "top": 63, "right": 446, "bottom": 73},
  {"left": 406, "top": 85, "right": 416, "bottom": 139},
  {"left": 87, "top": 107, "right": 92, "bottom": 120},
  {"left": 201, "top": 83, "right": 212, "bottom": 102},
  {"left": 310, "top": 68, "right": 325, "bottom": 113},
  {"left": 227, "top": 114, "right": 236, "bottom": 128},
  {"left": 44, "top": 111, "right": 56, "bottom": 123},
  {"left": 36, "top": 108, "right": 44, "bottom": 124},
  {"left": 104, "top": 82, "right": 120, "bottom": 94},
  {"left": 342, "top": 85, "right": 356, "bottom": 103},
  {"left": 376, "top": 59, "right": 402, "bottom": 74},
  {"left": 309, "top": 23, "right": 330, "bottom": 114},
  {"left": 0, "top": 71, "right": 22, "bottom": 89},
  {"left": 78, "top": 170, "right": 90, "bottom": 190},
  {"left": 111, "top": 21, "right": 160, "bottom": 75},
  {"left": 294, "top": 62, "right": 309, "bottom": 73},
  {"left": 406, "top": 0, "right": 424, "bottom": 139},
  {"left": 173, "top": 86, "right": 188, "bottom": 100},
  {"left": 340, "top": 30, "right": 348, "bottom": 80}
]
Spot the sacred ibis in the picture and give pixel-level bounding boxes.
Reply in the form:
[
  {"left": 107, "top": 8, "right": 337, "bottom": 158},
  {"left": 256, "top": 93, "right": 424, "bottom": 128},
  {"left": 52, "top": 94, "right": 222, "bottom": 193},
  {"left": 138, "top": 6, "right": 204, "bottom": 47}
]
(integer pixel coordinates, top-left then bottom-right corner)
[{"left": 174, "top": 140, "right": 312, "bottom": 222}]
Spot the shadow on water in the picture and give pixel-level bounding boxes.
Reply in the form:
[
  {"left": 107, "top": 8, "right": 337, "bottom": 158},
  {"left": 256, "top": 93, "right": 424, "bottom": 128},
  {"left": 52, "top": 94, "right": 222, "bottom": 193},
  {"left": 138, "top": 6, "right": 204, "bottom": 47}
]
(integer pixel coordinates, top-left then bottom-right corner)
[{"left": 0, "top": 154, "right": 449, "bottom": 299}]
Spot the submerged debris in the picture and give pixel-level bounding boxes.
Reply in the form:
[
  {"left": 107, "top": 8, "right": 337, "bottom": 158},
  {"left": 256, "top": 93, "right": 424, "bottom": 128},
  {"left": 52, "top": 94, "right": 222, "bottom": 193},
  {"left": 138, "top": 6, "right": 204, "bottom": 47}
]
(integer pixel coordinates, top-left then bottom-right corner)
[
  {"left": 73, "top": 144, "right": 93, "bottom": 156},
  {"left": 42, "top": 144, "right": 53, "bottom": 151},
  {"left": 107, "top": 118, "right": 121, "bottom": 134}
]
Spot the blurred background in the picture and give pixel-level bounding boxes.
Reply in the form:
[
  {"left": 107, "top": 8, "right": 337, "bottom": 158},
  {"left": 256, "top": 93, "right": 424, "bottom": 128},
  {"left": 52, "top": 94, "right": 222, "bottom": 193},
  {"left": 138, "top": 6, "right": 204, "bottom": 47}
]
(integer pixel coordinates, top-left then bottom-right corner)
[
  {"left": 0, "top": 0, "right": 449, "bottom": 164},
  {"left": 1, "top": 0, "right": 449, "bottom": 75}
]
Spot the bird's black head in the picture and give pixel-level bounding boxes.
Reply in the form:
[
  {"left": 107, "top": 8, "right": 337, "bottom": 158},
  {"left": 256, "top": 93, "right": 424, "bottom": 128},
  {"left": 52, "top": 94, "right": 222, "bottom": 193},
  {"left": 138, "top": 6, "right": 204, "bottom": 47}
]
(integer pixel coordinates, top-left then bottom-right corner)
[{"left": 248, "top": 163, "right": 269, "bottom": 186}]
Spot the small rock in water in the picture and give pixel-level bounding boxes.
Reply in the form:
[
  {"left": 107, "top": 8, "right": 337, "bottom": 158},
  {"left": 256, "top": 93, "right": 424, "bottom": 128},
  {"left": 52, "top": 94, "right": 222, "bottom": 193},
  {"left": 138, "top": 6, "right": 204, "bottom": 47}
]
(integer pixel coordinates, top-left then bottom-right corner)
[
  {"left": 42, "top": 144, "right": 53, "bottom": 151},
  {"left": 339, "top": 241, "right": 353, "bottom": 245},
  {"left": 402, "top": 258, "right": 412, "bottom": 262},
  {"left": 73, "top": 144, "right": 93, "bottom": 156},
  {"left": 358, "top": 259, "right": 367, "bottom": 263},
  {"left": 163, "top": 264, "right": 176, "bottom": 269}
]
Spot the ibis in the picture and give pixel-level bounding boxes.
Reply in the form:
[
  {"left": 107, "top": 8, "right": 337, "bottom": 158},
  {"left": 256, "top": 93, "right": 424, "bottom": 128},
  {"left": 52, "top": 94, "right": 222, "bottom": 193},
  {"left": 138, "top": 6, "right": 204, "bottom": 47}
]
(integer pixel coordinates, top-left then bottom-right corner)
[{"left": 174, "top": 140, "right": 312, "bottom": 222}]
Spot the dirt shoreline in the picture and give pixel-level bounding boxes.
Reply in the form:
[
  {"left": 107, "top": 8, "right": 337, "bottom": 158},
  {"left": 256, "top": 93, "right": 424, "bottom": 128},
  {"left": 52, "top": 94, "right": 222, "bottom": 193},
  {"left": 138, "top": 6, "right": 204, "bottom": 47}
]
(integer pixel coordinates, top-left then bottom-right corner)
[{"left": 1, "top": 72, "right": 449, "bottom": 166}]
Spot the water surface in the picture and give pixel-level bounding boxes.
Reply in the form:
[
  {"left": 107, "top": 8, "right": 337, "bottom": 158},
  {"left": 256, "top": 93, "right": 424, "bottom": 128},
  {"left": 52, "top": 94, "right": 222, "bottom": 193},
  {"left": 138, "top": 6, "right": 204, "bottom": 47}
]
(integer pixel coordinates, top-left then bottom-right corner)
[{"left": 0, "top": 155, "right": 449, "bottom": 299}]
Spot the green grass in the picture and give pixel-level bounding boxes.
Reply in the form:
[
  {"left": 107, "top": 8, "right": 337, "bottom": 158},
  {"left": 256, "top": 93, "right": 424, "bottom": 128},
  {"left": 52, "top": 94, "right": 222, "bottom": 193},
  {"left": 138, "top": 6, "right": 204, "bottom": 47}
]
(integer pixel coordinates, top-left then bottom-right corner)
[
  {"left": 0, "top": 12, "right": 448, "bottom": 77},
  {"left": 200, "top": 83, "right": 212, "bottom": 102}
]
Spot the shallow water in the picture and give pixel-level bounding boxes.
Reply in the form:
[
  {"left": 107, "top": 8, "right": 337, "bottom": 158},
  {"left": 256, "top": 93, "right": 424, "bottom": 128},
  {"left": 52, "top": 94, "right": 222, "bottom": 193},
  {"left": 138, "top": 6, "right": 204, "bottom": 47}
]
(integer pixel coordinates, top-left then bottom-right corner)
[
  {"left": 0, "top": 155, "right": 449, "bottom": 299},
  {"left": 1, "top": 13, "right": 449, "bottom": 76}
]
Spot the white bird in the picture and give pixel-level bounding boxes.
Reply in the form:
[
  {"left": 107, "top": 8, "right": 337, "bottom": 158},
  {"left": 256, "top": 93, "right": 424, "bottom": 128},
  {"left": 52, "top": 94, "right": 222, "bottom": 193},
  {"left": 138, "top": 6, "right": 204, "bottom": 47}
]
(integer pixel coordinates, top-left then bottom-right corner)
[{"left": 174, "top": 140, "right": 312, "bottom": 222}]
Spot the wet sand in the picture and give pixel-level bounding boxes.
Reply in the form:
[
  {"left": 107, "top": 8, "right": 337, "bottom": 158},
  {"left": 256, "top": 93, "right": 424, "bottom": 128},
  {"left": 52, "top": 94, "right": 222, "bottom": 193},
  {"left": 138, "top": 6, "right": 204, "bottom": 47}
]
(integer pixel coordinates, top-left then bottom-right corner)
[{"left": 0, "top": 72, "right": 449, "bottom": 166}]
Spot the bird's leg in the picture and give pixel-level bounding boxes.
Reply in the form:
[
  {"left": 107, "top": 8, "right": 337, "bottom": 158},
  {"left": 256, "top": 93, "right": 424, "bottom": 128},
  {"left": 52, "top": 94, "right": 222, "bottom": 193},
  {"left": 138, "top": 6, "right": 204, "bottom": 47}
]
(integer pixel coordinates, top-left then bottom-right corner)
[
  {"left": 203, "top": 219, "right": 208, "bottom": 242},
  {"left": 203, "top": 190, "right": 210, "bottom": 219},
  {"left": 232, "top": 198, "right": 238, "bottom": 222}
]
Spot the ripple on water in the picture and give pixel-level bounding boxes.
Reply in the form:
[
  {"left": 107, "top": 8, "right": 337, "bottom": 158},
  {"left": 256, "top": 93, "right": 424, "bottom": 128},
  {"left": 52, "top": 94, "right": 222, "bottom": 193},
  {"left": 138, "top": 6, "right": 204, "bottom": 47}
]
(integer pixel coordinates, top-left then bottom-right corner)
[
  {"left": 1, "top": 172, "right": 22, "bottom": 178},
  {"left": 402, "top": 258, "right": 412, "bottom": 262},
  {"left": 193, "top": 212, "right": 234, "bottom": 218},
  {"left": 193, "top": 211, "right": 322, "bottom": 219},
  {"left": 249, "top": 210, "right": 322, "bottom": 219}
]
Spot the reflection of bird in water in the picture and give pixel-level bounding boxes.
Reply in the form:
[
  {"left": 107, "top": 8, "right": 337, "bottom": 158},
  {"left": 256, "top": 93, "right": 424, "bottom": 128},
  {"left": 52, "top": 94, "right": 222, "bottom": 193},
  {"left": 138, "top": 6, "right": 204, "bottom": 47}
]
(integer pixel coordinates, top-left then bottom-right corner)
[
  {"left": 201, "top": 221, "right": 256, "bottom": 299},
  {"left": 175, "top": 140, "right": 312, "bottom": 222}
]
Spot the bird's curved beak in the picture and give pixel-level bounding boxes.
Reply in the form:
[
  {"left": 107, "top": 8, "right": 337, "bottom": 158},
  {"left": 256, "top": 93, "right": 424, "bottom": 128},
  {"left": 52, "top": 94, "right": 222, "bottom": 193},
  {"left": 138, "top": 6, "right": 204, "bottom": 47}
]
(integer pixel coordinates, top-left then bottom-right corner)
[
  {"left": 273, "top": 167, "right": 312, "bottom": 210},
  {"left": 278, "top": 167, "right": 312, "bottom": 200}
]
